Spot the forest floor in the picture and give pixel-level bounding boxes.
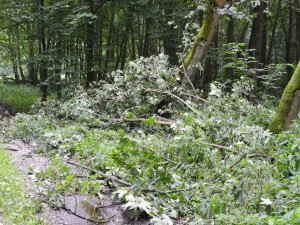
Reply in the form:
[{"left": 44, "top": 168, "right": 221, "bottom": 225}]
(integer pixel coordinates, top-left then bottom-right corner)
[{"left": 0, "top": 102, "right": 151, "bottom": 225}]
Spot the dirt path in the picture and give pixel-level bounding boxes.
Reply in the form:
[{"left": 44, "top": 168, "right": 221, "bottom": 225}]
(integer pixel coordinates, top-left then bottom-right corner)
[
  {"left": 4, "top": 139, "right": 152, "bottom": 225},
  {"left": 0, "top": 102, "right": 150, "bottom": 225}
]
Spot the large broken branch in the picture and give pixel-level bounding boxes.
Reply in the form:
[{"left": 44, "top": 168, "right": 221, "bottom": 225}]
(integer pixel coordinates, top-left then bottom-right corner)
[{"left": 122, "top": 117, "right": 174, "bottom": 125}]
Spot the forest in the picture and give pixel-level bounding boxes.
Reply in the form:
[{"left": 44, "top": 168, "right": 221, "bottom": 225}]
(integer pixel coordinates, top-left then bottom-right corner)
[{"left": 0, "top": 0, "right": 299, "bottom": 224}]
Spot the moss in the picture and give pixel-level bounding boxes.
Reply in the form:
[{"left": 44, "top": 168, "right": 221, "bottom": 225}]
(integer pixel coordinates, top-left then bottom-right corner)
[
  {"left": 183, "top": 6, "right": 213, "bottom": 71},
  {"left": 269, "top": 114, "right": 285, "bottom": 134},
  {"left": 270, "top": 60, "right": 300, "bottom": 133}
]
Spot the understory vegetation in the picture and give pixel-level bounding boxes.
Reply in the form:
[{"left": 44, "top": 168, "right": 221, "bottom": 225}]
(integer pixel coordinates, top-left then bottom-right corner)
[
  {"left": 1, "top": 56, "right": 299, "bottom": 225},
  {"left": 0, "top": 84, "right": 41, "bottom": 112},
  {"left": 0, "top": 146, "right": 44, "bottom": 224}
]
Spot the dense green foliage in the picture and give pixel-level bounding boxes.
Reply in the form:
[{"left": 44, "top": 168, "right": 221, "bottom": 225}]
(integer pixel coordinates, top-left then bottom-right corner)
[
  {"left": 0, "top": 0, "right": 299, "bottom": 224},
  {"left": 0, "top": 84, "right": 40, "bottom": 112},
  {"left": 1, "top": 56, "right": 299, "bottom": 224}
]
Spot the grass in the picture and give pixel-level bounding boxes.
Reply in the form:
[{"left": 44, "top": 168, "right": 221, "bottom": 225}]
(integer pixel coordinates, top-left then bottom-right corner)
[
  {"left": 0, "top": 146, "right": 45, "bottom": 224},
  {"left": 0, "top": 84, "right": 41, "bottom": 112}
]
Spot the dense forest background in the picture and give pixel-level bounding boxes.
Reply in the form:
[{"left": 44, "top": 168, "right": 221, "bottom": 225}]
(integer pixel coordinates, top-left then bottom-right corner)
[{"left": 0, "top": 0, "right": 299, "bottom": 95}]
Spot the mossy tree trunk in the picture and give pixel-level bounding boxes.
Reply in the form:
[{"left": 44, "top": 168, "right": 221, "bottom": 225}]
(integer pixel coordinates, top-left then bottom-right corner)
[
  {"left": 181, "top": 0, "right": 225, "bottom": 86},
  {"left": 270, "top": 60, "right": 300, "bottom": 133}
]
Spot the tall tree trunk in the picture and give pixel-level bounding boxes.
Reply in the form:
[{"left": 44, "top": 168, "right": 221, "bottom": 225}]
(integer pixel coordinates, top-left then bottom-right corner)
[
  {"left": 85, "top": 0, "right": 96, "bottom": 87},
  {"left": 39, "top": 0, "right": 48, "bottom": 101},
  {"left": 130, "top": 16, "right": 136, "bottom": 61},
  {"left": 15, "top": 26, "right": 26, "bottom": 83},
  {"left": 296, "top": 0, "right": 300, "bottom": 62},
  {"left": 55, "top": 33, "right": 62, "bottom": 100},
  {"left": 286, "top": 3, "right": 294, "bottom": 80},
  {"left": 8, "top": 35, "right": 20, "bottom": 83},
  {"left": 226, "top": 0, "right": 234, "bottom": 80},
  {"left": 104, "top": 3, "right": 115, "bottom": 72},
  {"left": 181, "top": 0, "right": 225, "bottom": 86},
  {"left": 270, "top": 60, "right": 300, "bottom": 133},
  {"left": 142, "top": 0, "right": 154, "bottom": 57},
  {"left": 27, "top": 24, "right": 37, "bottom": 85},
  {"left": 163, "top": 1, "right": 179, "bottom": 65},
  {"left": 248, "top": 0, "right": 267, "bottom": 91},
  {"left": 96, "top": 11, "right": 104, "bottom": 80},
  {"left": 267, "top": 0, "right": 281, "bottom": 65}
]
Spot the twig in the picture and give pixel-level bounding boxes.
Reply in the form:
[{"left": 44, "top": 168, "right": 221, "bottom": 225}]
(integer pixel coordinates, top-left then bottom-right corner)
[
  {"left": 198, "top": 141, "right": 239, "bottom": 154},
  {"left": 66, "top": 161, "right": 132, "bottom": 187},
  {"left": 213, "top": 154, "right": 247, "bottom": 181},
  {"left": 62, "top": 205, "right": 117, "bottom": 224},
  {"left": 144, "top": 187, "right": 194, "bottom": 195},
  {"left": 247, "top": 153, "right": 275, "bottom": 161},
  {"left": 96, "top": 202, "right": 123, "bottom": 209},
  {"left": 139, "top": 145, "right": 177, "bottom": 164},
  {"left": 4, "top": 148, "right": 19, "bottom": 152},
  {"left": 143, "top": 88, "right": 200, "bottom": 115},
  {"left": 198, "top": 141, "right": 275, "bottom": 161}
]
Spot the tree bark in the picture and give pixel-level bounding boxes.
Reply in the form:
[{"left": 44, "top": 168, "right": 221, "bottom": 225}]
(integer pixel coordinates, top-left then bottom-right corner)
[
  {"left": 28, "top": 24, "right": 36, "bottom": 85},
  {"left": 15, "top": 26, "right": 26, "bottom": 83},
  {"left": 266, "top": 0, "right": 281, "bottom": 65},
  {"left": 270, "top": 60, "right": 300, "bottom": 133},
  {"left": 8, "top": 35, "right": 20, "bottom": 83},
  {"left": 163, "top": 1, "right": 179, "bottom": 65},
  {"left": 104, "top": 3, "right": 115, "bottom": 73},
  {"left": 181, "top": 0, "right": 225, "bottom": 86},
  {"left": 226, "top": 0, "right": 234, "bottom": 80},
  {"left": 85, "top": 0, "right": 96, "bottom": 87},
  {"left": 142, "top": 0, "right": 154, "bottom": 57},
  {"left": 296, "top": 0, "right": 300, "bottom": 62},
  {"left": 39, "top": 0, "right": 48, "bottom": 101},
  {"left": 286, "top": 3, "right": 294, "bottom": 80}
]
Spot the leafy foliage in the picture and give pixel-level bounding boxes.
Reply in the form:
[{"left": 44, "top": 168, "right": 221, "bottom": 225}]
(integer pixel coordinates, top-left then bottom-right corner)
[
  {"left": 2, "top": 55, "right": 299, "bottom": 224},
  {"left": 0, "top": 83, "right": 41, "bottom": 112}
]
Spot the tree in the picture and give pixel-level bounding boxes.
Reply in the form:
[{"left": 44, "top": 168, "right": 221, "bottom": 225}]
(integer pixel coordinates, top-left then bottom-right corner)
[
  {"left": 270, "top": 60, "right": 300, "bottom": 133},
  {"left": 181, "top": 0, "right": 225, "bottom": 86}
]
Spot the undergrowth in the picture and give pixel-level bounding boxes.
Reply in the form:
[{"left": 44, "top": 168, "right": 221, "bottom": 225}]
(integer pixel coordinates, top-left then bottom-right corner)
[
  {"left": 1, "top": 55, "right": 299, "bottom": 224},
  {"left": 0, "top": 83, "right": 41, "bottom": 112},
  {"left": 0, "top": 146, "right": 45, "bottom": 224}
]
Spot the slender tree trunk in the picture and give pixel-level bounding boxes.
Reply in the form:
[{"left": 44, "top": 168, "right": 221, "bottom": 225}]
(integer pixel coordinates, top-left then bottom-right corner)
[
  {"left": 286, "top": 4, "right": 294, "bottom": 80},
  {"left": 181, "top": 0, "right": 225, "bottom": 86},
  {"left": 267, "top": 0, "right": 281, "bottom": 65},
  {"left": 39, "top": 0, "right": 47, "bottom": 101},
  {"left": 142, "top": 0, "right": 154, "bottom": 57},
  {"left": 8, "top": 35, "right": 20, "bottom": 83},
  {"left": 15, "top": 26, "right": 26, "bottom": 83},
  {"left": 85, "top": 0, "right": 96, "bottom": 87},
  {"left": 226, "top": 0, "right": 234, "bottom": 80},
  {"left": 130, "top": 16, "right": 136, "bottom": 61},
  {"left": 55, "top": 33, "right": 62, "bottom": 100},
  {"left": 28, "top": 24, "right": 36, "bottom": 85},
  {"left": 96, "top": 11, "right": 104, "bottom": 80},
  {"left": 296, "top": 0, "right": 300, "bottom": 62},
  {"left": 163, "top": 1, "right": 179, "bottom": 65},
  {"left": 248, "top": 0, "right": 267, "bottom": 93},
  {"left": 104, "top": 3, "right": 115, "bottom": 72}
]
